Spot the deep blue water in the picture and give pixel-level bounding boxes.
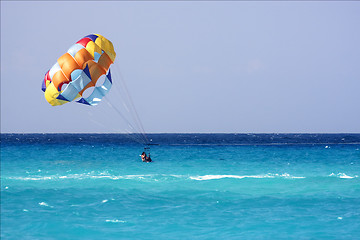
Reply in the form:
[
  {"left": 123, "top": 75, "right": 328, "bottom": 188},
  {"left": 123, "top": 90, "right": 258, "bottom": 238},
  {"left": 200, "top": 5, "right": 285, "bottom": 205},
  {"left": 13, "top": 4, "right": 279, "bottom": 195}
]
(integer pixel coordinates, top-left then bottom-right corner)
[{"left": 1, "top": 134, "right": 360, "bottom": 239}]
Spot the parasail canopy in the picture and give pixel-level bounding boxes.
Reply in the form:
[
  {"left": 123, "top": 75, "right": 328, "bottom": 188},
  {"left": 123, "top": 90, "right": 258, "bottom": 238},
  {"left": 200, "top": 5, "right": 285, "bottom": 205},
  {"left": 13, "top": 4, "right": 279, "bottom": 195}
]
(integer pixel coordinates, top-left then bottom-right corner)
[{"left": 42, "top": 34, "right": 116, "bottom": 106}]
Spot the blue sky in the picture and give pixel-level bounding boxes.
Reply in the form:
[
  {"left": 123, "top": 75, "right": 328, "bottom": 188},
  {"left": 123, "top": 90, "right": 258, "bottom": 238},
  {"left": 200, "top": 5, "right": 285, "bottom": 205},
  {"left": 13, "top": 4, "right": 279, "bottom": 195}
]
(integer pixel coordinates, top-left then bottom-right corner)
[{"left": 1, "top": 1, "right": 359, "bottom": 133}]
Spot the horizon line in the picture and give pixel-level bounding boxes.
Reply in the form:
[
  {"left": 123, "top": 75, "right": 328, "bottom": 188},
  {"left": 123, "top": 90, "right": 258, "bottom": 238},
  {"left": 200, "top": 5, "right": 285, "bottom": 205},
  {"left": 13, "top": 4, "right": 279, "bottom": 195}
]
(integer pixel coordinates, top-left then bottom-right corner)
[{"left": 1, "top": 132, "right": 360, "bottom": 135}]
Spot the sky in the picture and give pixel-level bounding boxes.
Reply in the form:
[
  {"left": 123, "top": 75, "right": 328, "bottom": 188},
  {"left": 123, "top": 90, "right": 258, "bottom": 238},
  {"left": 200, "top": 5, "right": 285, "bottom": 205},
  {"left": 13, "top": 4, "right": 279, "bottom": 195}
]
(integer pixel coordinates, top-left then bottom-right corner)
[{"left": 1, "top": 1, "right": 359, "bottom": 133}]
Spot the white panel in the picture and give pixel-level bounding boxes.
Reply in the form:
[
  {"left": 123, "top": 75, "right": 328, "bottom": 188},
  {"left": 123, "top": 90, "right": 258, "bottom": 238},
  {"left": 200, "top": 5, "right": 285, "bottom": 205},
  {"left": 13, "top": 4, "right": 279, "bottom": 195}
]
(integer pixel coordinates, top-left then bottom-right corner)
[
  {"left": 67, "top": 44, "right": 84, "bottom": 58},
  {"left": 49, "top": 62, "right": 61, "bottom": 79}
]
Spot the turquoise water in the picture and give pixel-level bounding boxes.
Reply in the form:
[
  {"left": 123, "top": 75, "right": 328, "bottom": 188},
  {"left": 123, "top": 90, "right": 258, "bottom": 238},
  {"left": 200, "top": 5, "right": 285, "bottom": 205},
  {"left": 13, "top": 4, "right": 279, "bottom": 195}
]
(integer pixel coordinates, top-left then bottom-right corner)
[{"left": 1, "top": 134, "right": 360, "bottom": 239}]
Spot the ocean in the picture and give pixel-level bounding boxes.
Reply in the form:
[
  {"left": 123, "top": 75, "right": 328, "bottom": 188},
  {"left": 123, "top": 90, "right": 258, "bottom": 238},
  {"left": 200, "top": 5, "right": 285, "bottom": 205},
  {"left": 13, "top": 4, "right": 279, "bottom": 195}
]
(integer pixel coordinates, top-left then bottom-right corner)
[{"left": 1, "top": 133, "right": 360, "bottom": 239}]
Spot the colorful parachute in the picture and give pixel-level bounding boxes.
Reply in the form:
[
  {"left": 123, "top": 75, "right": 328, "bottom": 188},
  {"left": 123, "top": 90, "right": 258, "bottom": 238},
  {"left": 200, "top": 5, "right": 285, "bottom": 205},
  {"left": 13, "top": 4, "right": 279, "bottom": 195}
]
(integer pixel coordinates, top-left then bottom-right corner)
[{"left": 42, "top": 34, "right": 116, "bottom": 106}]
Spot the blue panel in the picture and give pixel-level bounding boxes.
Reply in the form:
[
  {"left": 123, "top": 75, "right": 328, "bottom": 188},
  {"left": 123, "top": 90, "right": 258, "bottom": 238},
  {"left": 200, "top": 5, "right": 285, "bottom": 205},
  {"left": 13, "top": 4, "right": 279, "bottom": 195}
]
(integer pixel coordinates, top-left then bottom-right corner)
[
  {"left": 84, "top": 34, "right": 98, "bottom": 42},
  {"left": 61, "top": 83, "right": 78, "bottom": 101},
  {"left": 94, "top": 52, "right": 101, "bottom": 62},
  {"left": 107, "top": 69, "right": 112, "bottom": 83},
  {"left": 83, "top": 64, "right": 91, "bottom": 80},
  {"left": 96, "top": 85, "right": 107, "bottom": 97},
  {"left": 41, "top": 80, "right": 46, "bottom": 92},
  {"left": 85, "top": 88, "right": 103, "bottom": 106},
  {"left": 70, "top": 69, "right": 82, "bottom": 82},
  {"left": 83, "top": 78, "right": 112, "bottom": 106},
  {"left": 71, "top": 69, "right": 92, "bottom": 92},
  {"left": 103, "top": 78, "right": 112, "bottom": 92},
  {"left": 77, "top": 98, "right": 90, "bottom": 105},
  {"left": 56, "top": 94, "right": 69, "bottom": 102}
]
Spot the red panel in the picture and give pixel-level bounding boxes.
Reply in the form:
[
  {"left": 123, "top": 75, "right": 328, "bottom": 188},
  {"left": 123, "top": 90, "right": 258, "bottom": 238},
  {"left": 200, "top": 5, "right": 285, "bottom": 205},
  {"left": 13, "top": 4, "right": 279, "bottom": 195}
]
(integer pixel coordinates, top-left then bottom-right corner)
[
  {"left": 76, "top": 37, "right": 92, "bottom": 48},
  {"left": 45, "top": 71, "right": 51, "bottom": 80},
  {"left": 43, "top": 70, "right": 50, "bottom": 86},
  {"left": 42, "top": 70, "right": 50, "bottom": 91}
]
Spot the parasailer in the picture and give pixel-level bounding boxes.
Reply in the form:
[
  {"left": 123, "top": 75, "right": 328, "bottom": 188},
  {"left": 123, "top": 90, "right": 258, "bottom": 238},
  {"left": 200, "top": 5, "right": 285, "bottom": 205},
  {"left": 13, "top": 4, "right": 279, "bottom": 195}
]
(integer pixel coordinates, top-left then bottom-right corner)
[
  {"left": 42, "top": 34, "right": 116, "bottom": 106},
  {"left": 42, "top": 34, "right": 154, "bottom": 161},
  {"left": 140, "top": 152, "right": 152, "bottom": 162}
]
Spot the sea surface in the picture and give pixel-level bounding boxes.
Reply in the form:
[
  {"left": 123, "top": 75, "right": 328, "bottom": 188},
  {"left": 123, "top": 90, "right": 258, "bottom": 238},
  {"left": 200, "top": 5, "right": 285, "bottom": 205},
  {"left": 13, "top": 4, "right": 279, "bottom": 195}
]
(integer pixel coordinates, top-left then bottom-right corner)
[{"left": 1, "top": 133, "right": 360, "bottom": 239}]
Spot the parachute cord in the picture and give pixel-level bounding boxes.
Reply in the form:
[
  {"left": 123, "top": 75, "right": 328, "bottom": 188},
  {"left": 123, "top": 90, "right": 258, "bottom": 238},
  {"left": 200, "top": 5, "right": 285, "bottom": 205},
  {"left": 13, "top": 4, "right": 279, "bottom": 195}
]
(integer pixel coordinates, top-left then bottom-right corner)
[
  {"left": 86, "top": 108, "right": 146, "bottom": 145},
  {"left": 124, "top": 130, "right": 148, "bottom": 145},
  {"left": 112, "top": 64, "right": 148, "bottom": 144},
  {"left": 111, "top": 62, "right": 149, "bottom": 144},
  {"left": 82, "top": 61, "right": 149, "bottom": 145},
  {"left": 103, "top": 95, "right": 148, "bottom": 145},
  {"left": 97, "top": 102, "right": 147, "bottom": 145},
  {"left": 102, "top": 98, "right": 144, "bottom": 144},
  {"left": 82, "top": 83, "right": 146, "bottom": 144},
  {"left": 85, "top": 103, "right": 121, "bottom": 132}
]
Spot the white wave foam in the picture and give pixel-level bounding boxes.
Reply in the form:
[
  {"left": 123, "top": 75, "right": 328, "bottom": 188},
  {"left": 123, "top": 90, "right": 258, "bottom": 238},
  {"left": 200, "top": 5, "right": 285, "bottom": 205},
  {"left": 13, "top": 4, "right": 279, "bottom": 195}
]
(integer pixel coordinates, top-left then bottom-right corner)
[
  {"left": 275, "top": 173, "right": 305, "bottom": 179},
  {"left": 190, "top": 175, "right": 243, "bottom": 180},
  {"left": 39, "top": 202, "right": 53, "bottom": 208},
  {"left": 190, "top": 173, "right": 305, "bottom": 181},
  {"left": 329, "top": 173, "right": 357, "bottom": 179},
  {"left": 105, "top": 219, "right": 126, "bottom": 223},
  {"left": 39, "top": 202, "right": 48, "bottom": 206},
  {"left": 9, "top": 176, "right": 53, "bottom": 181},
  {"left": 6, "top": 173, "right": 306, "bottom": 181},
  {"left": 340, "top": 175, "right": 353, "bottom": 179},
  {"left": 7, "top": 173, "right": 127, "bottom": 181}
]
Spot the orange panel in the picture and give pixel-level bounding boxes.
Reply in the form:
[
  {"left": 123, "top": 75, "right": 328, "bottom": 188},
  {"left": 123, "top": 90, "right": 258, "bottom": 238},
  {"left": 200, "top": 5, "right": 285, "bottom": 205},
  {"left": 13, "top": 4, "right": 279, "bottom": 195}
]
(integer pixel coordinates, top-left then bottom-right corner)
[
  {"left": 52, "top": 70, "right": 69, "bottom": 90},
  {"left": 98, "top": 52, "right": 112, "bottom": 72},
  {"left": 89, "top": 62, "right": 106, "bottom": 83},
  {"left": 75, "top": 48, "right": 94, "bottom": 68},
  {"left": 57, "top": 53, "right": 80, "bottom": 80},
  {"left": 79, "top": 77, "right": 95, "bottom": 95}
]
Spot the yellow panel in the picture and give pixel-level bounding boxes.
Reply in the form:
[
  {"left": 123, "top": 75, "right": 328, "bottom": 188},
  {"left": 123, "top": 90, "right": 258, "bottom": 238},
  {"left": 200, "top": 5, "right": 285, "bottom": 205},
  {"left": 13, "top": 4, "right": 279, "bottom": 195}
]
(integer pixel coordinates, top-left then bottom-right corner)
[
  {"left": 95, "top": 34, "right": 116, "bottom": 63},
  {"left": 44, "top": 82, "right": 67, "bottom": 106},
  {"left": 86, "top": 41, "right": 102, "bottom": 59},
  {"left": 85, "top": 41, "right": 95, "bottom": 58}
]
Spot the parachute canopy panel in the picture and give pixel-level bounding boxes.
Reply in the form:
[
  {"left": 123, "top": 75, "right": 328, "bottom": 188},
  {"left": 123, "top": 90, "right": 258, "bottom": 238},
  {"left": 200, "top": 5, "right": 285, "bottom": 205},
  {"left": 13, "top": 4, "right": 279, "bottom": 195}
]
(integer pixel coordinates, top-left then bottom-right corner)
[{"left": 42, "top": 34, "right": 116, "bottom": 106}]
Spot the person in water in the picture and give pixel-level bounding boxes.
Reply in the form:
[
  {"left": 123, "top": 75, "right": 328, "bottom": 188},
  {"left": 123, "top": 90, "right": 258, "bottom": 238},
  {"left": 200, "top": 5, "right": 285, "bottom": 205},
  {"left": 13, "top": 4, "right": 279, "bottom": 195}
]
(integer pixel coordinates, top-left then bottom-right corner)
[{"left": 140, "top": 152, "right": 152, "bottom": 162}]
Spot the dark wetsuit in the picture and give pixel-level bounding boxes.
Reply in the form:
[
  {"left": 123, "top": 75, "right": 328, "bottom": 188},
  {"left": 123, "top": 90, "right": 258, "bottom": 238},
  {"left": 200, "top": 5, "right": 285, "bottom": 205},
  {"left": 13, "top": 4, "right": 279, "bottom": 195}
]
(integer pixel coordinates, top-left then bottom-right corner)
[{"left": 141, "top": 153, "right": 152, "bottom": 162}]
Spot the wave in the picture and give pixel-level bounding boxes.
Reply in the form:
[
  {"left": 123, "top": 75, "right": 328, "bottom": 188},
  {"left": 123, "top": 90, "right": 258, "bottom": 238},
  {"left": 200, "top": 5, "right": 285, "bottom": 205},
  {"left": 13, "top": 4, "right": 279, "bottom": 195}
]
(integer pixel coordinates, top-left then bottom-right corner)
[
  {"left": 189, "top": 173, "right": 305, "bottom": 181},
  {"left": 105, "top": 219, "right": 126, "bottom": 223},
  {"left": 3, "top": 173, "right": 358, "bottom": 182},
  {"left": 5, "top": 174, "right": 155, "bottom": 181},
  {"left": 5, "top": 173, "right": 182, "bottom": 181},
  {"left": 329, "top": 173, "right": 358, "bottom": 179},
  {"left": 4, "top": 173, "right": 304, "bottom": 181},
  {"left": 38, "top": 202, "right": 53, "bottom": 208}
]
